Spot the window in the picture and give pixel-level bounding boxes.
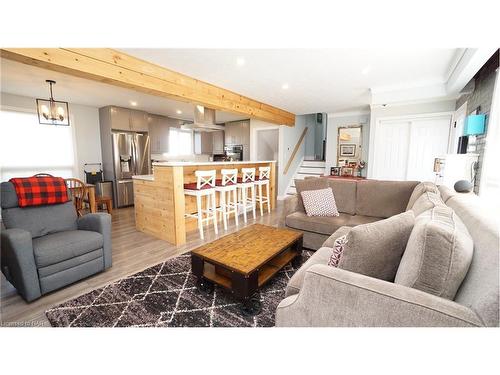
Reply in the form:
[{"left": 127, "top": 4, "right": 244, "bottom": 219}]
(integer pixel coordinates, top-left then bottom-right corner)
[
  {"left": 0, "top": 109, "right": 77, "bottom": 181},
  {"left": 168, "top": 127, "right": 193, "bottom": 156}
]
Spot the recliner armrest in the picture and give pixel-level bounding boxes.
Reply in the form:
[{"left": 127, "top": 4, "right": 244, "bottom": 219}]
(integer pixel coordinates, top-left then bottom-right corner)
[
  {"left": 276, "top": 264, "right": 483, "bottom": 327},
  {"left": 77, "top": 213, "right": 112, "bottom": 269},
  {"left": 1, "top": 228, "right": 41, "bottom": 301}
]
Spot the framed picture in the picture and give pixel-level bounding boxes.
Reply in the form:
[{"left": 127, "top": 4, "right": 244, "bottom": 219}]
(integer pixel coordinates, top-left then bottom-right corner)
[
  {"left": 348, "top": 161, "right": 357, "bottom": 168},
  {"left": 330, "top": 167, "right": 341, "bottom": 176},
  {"left": 341, "top": 167, "right": 354, "bottom": 176},
  {"left": 340, "top": 144, "right": 356, "bottom": 157}
]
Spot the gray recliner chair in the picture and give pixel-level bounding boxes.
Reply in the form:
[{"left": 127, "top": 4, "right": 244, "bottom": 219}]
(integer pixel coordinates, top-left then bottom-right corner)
[{"left": 1, "top": 181, "right": 112, "bottom": 302}]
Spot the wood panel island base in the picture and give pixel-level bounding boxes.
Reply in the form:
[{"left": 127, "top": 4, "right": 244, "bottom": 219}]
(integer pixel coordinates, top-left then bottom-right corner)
[
  {"left": 191, "top": 224, "right": 303, "bottom": 315},
  {"left": 132, "top": 161, "right": 276, "bottom": 245}
]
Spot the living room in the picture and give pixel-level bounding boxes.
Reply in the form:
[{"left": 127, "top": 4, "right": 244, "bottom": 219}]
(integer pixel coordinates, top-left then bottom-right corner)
[{"left": 1, "top": 1, "right": 499, "bottom": 374}]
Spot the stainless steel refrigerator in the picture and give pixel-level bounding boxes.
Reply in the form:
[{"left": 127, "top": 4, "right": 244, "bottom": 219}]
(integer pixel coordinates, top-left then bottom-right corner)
[{"left": 112, "top": 131, "right": 150, "bottom": 208}]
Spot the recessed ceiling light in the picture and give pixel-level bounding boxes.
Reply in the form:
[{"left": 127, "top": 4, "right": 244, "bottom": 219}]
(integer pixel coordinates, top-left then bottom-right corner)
[
  {"left": 281, "top": 83, "right": 289, "bottom": 90},
  {"left": 176, "top": 109, "right": 182, "bottom": 115},
  {"left": 236, "top": 57, "right": 246, "bottom": 66},
  {"left": 361, "top": 66, "right": 372, "bottom": 75},
  {"left": 130, "top": 101, "right": 137, "bottom": 106}
]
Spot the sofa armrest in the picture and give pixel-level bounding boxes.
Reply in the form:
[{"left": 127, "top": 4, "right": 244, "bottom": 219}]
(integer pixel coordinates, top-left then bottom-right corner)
[
  {"left": 283, "top": 194, "right": 301, "bottom": 219},
  {"left": 77, "top": 213, "right": 112, "bottom": 269},
  {"left": 1, "top": 228, "right": 41, "bottom": 302},
  {"left": 276, "top": 264, "right": 483, "bottom": 327}
]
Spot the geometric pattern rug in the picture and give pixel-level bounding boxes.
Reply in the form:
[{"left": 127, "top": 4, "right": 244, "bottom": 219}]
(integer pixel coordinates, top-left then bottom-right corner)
[{"left": 45, "top": 250, "right": 313, "bottom": 327}]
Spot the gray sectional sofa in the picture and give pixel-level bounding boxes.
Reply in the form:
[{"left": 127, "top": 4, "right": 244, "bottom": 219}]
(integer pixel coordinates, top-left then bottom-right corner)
[
  {"left": 1, "top": 181, "right": 112, "bottom": 302},
  {"left": 284, "top": 178, "right": 419, "bottom": 250},
  {"left": 277, "top": 182, "right": 500, "bottom": 327}
]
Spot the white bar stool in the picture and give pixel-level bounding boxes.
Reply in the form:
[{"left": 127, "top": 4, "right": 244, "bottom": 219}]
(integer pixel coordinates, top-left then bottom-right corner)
[
  {"left": 215, "top": 168, "right": 239, "bottom": 230},
  {"left": 237, "top": 167, "right": 256, "bottom": 223},
  {"left": 254, "top": 166, "right": 271, "bottom": 216},
  {"left": 184, "top": 170, "right": 218, "bottom": 240}
]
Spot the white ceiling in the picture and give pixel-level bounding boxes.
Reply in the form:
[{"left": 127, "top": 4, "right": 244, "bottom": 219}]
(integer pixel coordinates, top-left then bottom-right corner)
[
  {"left": 0, "top": 58, "right": 244, "bottom": 122},
  {"left": 123, "top": 48, "right": 461, "bottom": 114},
  {"left": 1, "top": 49, "right": 461, "bottom": 119}
]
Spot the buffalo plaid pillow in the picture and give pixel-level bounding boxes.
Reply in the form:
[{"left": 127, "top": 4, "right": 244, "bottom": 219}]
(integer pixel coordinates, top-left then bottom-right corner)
[{"left": 9, "top": 175, "right": 69, "bottom": 207}]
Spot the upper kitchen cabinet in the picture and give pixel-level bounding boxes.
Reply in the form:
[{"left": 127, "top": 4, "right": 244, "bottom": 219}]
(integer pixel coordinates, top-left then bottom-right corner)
[
  {"left": 130, "top": 110, "right": 149, "bottom": 132},
  {"left": 148, "top": 115, "right": 170, "bottom": 154},
  {"left": 225, "top": 119, "right": 250, "bottom": 145},
  {"left": 212, "top": 130, "right": 224, "bottom": 154},
  {"left": 102, "top": 106, "right": 149, "bottom": 132}
]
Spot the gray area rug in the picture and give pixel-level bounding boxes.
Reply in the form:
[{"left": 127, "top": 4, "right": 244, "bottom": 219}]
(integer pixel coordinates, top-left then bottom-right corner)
[{"left": 45, "top": 250, "right": 312, "bottom": 327}]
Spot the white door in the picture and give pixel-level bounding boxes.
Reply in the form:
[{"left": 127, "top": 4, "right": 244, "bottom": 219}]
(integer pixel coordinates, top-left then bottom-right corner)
[
  {"left": 372, "top": 114, "right": 451, "bottom": 181},
  {"left": 372, "top": 119, "right": 410, "bottom": 180},
  {"left": 406, "top": 116, "right": 451, "bottom": 181}
]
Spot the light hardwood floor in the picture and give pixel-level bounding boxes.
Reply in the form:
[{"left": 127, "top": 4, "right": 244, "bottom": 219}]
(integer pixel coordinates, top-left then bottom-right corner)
[{"left": 0, "top": 203, "right": 284, "bottom": 326}]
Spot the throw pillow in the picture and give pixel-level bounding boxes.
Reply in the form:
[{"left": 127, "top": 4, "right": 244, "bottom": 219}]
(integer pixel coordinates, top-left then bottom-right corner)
[
  {"left": 294, "top": 177, "right": 329, "bottom": 212},
  {"left": 411, "top": 191, "right": 446, "bottom": 216},
  {"left": 394, "top": 206, "right": 473, "bottom": 300},
  {"left": 405, "top": 181, "right": 440, "bottom": 211},
  {"left": 338, "top": 210, "right": 415, "bottom": 281},
  {"left": 327, "top": 234, "right": 348, "bottom": 267},
  {"left": 301, "top": 187, "right": 339, "bottom": 217}
]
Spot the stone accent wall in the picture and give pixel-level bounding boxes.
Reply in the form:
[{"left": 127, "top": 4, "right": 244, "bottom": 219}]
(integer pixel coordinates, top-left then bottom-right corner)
[{"left": 455, "top": 51, "right": 499, "bottom": 193}]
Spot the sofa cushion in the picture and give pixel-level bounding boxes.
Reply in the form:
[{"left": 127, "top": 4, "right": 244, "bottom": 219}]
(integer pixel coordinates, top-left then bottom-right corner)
[
  {"left": 33, "top": 230, "right": 104, "bottom": 268},
  {"left": 411, "top": 191, "right": 446, "bottom": 216},
  {"left": 285, "top": 246, "right": 332, "bottom": 297},
  {"left": 323, "top": 226, "right": 352, "bottom": 248},
  {"left": 437, "top": 185, "right": 458, "bottom": 203},
  {"left": 356, "top": 180, "right": 419, "bottom": 218},
  {"left": 2, "top": 201, "right": 78, "bottom": 238},
  {"left": 406, "top": 181, "right": 440, "bottom": 210},
  {"left": 338, "top": 210, "right": 415, "bottom": 281},
  {"left": 326, "top": 179, "right": 357, "bottom": 215},
  {"left": 294, "top": 177, "right": 329, "bottom": 213},
  {"left": 285, "top": 212, "right": 351, "bottom": 235},
  {"left": 395, "top": 206, "right": 473, "bottom": 300},
  {"left": 301, "top": 188, "right": 339, "bottom": 217}
]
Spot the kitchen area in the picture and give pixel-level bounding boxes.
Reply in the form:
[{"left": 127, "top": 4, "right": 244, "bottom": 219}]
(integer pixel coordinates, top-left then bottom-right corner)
[
  {"left": 97, "top": 102, "right": 276, "bottom": 245},
  {"left": 98, "top": 104, "right": 253, "bottom": 210}
]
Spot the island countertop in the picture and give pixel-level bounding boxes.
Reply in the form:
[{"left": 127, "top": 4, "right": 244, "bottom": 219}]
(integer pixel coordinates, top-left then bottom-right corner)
[
  {"left": 153, "top": 160, "right": 276, "bottom": 167},
  {"left": 133, "top": 160, "right": 276, "bottom": 246}
]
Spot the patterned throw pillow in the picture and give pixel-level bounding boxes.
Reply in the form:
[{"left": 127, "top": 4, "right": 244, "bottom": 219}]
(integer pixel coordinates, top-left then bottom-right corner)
[
  {"left": 300, "top": 187, "right": 339, "bottom": 217},
  {"left": 328, "top": 235, "right": 348, "bottom": 267}
]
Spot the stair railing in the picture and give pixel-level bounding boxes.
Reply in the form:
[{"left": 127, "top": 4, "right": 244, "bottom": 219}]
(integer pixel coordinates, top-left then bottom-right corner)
[{"left": 283, "top": 127, "right": 308, "bottom": 175}]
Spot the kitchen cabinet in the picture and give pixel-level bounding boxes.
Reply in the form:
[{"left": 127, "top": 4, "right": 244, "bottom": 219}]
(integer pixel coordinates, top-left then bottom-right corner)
[
  {"left": 109, "top": 106, "right": 131, "bottom": 131},
  {"left": 225, "top": 120, "right": 250, "bottom": 146},
  {"left": 194, "top": 131, "right": 213, "bottom": 155},
  {"left": 149, "top": 114, "right": 170, "bottom": 154},
  {"left": 212, "top": 130, "right": 224, "bottom": 154},
  {"left": 130, "top": 110, "right": 149, "bottom": 131},
  {"left": 104, "top": 106, "right": 149, "bottom": 132}
]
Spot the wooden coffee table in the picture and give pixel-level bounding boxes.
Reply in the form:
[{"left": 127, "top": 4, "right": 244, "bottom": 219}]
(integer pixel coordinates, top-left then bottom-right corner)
[{"left": 191, "top": 224, "right": 303, "bottom": 315}]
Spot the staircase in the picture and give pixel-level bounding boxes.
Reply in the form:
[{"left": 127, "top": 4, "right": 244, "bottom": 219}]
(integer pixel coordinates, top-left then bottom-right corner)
[{"left": 286, "top": 160, "right": 326, "bottom": 195}]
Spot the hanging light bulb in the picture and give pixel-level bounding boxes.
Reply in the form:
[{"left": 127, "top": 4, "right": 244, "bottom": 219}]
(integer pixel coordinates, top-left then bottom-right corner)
[{"left": 36, "top": 80, "right": 70, "bottom": 126}]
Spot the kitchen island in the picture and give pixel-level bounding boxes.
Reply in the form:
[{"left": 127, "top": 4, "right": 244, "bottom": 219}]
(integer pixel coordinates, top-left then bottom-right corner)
[{"left": 132, "top": 161, "right": 276, "bottom": 245}]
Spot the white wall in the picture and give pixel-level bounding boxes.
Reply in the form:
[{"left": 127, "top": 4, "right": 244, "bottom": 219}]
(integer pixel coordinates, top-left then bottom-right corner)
[
  {"left": 1, "top": 92, "right": 102, "bottom": 180},
  {"left": 249, "top": 119, "right": 279, "bottom": 160},
  {"left": 278, "top": 115, "right": 307, "bottom": 197},
  {"left": 325, "top": 112, "right": 370, "bottom": 174},
  {"left": 367, "top": 99, "right": 456, "bottom": 177}
]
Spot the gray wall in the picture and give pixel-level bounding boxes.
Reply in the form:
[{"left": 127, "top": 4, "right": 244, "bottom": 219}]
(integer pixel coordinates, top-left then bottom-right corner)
[{"left": 455, "top": 51, "right": 499, "bottom": 193}]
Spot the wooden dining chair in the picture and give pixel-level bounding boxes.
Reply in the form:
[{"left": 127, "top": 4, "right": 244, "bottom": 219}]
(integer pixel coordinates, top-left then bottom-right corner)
[{"left": 65, "top": 178, "right": 87, "bottom": 217}]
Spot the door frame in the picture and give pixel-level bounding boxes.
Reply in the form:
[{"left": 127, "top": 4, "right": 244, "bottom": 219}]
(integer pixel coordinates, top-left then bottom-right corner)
[{"left": 369, "top": 111, "right": 454, "bottom": 179}]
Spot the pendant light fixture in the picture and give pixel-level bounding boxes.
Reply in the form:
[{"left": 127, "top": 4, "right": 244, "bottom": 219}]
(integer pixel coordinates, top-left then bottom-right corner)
[{"left": 36, "top": 80, "right": 70, "bottom": 126}]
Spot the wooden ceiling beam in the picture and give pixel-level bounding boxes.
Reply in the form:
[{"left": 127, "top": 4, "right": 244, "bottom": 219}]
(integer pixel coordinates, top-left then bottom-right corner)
[{"left": 0, "top": 48, "right": 295, "bottom": 126}]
